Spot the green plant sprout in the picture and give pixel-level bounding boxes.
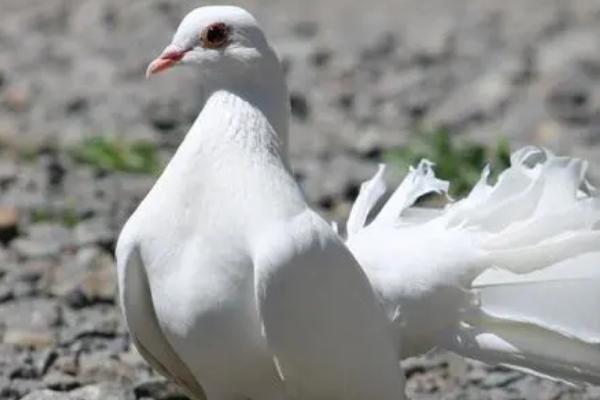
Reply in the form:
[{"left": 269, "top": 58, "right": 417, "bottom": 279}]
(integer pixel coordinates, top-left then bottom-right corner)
[
  {"left": 384, "top": 128, "right": 511, "bottom": 197},
  {"left": 70, "top": 136, "right": 161, "bottom": 174}
]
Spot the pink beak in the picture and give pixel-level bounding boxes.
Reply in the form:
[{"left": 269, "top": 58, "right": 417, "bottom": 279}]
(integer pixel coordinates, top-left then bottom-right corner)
[{"left": 146, "top": 45, "right": 187, "bottom": 78}]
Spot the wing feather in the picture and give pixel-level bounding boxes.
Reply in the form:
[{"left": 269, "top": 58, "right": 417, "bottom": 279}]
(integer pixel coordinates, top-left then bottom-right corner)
[
  {"left": 253, "top": 210, "right": 406, "bottom": 400},
  {"left": 116, "top": 238, "right": 206, "bottom": 400}
]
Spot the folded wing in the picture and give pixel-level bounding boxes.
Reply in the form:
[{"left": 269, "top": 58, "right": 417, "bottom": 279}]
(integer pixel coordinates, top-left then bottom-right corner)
[
  {"left": 253, "top": 209, "right": 406, "bottom": 400},
  {"left": 116, "top": 237, "right": 207, "bottom": 400}
]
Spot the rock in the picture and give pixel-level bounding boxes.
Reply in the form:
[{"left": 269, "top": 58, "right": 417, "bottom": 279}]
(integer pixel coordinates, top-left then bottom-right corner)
[
  {"left": 545, "top": 75, "right": 592, "bottom": 125},
  {"left": 3, "top": 330, "right": 56, "bottom": 349},
  {"left": 0, "top": 285, "right": 13, "bottom": 303},
  {"left": 19, "top": 390, "right": 70, "bottom": 400},
  {"left": 45, "top": 155, "right": 67, "bottom": 187},
  {"left": 2, "top": 86, "right": 30, "bottom": 112},
  {"left": 119, "top": 346, "right": 151, "bottom": 371},
  {"left": 290, "top": 91, "right": 310, "bottom": 120},
  {"left": 291, "top": 20, "right": 319, "bottom": 39},
  {"left": 0, "top": 160, "right": 18, "bottom": 188},
  {"left": 0, "top": 206, "right": 19, "bottom": 244},
  {"left": 429, "top": 69, "right": 512, "bottom": 131},
  {"left": 12, "top": 238, "right": 63, "bottom": 260},
  {"left": 12, "top": 223, "right": 73, "bottom": 259},
  {"left": 2, "top": 376, "right": 46, "bottom": 399},
  {"left": 73, "top": 219, "right": 114, "bottom": 248},
  {"left": 146, "top": 99, "right": 182, "bottom": 132},
  {"left": 9, "top": 364, "right": 39, "bottom": 380},
  {"left": 47, "top": 247, "right": 116, "bottom": 307},
  {"left": 43, "top": 371, "right": 80, "bottom": 391},
  {"left": 298, "top": 154, "right": 379, "bottom": 213},
  {"left": 76, "top": 247, "right": 116, "bottom": 304},
  {"left": 34, "top": 348, "right": 59, "bottom": 376},
  {"left": 48, "top": 354, "right": 78, "bottom": 377},
  {"left": 0, "top": 377, "right": 20, "bottom": 400},
  {"left": 134, "top": 378, "right": 190, "bottom": 400},
  {"left": 309, "top": 47, "right": 333, "bottom": 68},
  {"left": 408, "top": 20, "right": 454, "bottom": 65},
  {"left": 538, "top": 29, "right": 600, "bottom": 75},
  {"left": 0, "top": 298, "right": 61, "bottom": 328},
  {"left": 4, "top": 378, "right": 46, "bottom": 399},
  {"left": 5, "top": 258, "right": 52, "bottom": 293},
  {"left": 361, "top": 32, "right": 397, "bottom": 61},
  {"left": 59, "top": 306, "right": 122, "bottom": 347},
  {"left": 65, "top": 96, "right": 88, "bottom": 114},
  {"left": 70, "top": 383, "right": 136, "bottom": 400},
  {"left": 28, "top": 223, "right": 73, "bottom": 247},
  {"left": 78, "top": 352, "right": 137, "bottom": 385}
]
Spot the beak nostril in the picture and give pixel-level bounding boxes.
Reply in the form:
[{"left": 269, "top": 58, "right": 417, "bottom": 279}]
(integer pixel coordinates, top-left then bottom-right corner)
[
  {"left": 160, "top": 45, "right": 186, "bottom": 62},
  {"left": 146, "top": 45, "right": 188, "bottom": 79}
]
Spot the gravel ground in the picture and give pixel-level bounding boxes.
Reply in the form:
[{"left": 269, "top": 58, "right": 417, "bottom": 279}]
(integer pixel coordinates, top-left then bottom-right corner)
[{"left": 1, "top": 1, "right": 600, "bottom": 399}]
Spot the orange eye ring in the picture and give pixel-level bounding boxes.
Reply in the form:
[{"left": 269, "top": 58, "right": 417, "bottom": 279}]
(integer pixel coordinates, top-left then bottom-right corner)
[{"left": 200, "top": 22, "right": 230, "bottom": 49}]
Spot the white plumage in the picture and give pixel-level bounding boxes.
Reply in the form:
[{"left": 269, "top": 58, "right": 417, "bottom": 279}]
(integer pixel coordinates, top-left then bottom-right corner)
[
  {"left": 116, "top": 5, "right": 600, "bottom": 400},
  {"left": 347, "top": 147, "right": 600, "bottom": 385}
]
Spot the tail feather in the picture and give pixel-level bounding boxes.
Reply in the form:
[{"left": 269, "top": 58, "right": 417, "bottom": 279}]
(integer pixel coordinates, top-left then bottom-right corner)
[
  {"left": 344, "top": 146, "right": 600, "bottom": 386},
  {"left": 452, "top": 316, "right": 600, "bottom": 386},
  {"left": 485, "top": 231, "right": 600, "bottom": 274},
  {"left": 482, "top": 197, "right": 600, "bottom": 250},
  {"left": 446, "top": 148, "right": 600, "bottom": 385},
  {"left": 453, "top": 256, "right": 600, "bottom": 385}
]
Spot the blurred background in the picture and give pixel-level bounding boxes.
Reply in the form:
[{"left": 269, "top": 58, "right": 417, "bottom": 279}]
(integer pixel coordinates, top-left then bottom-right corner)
[{"left": 1, "top": 0, "right": 600, "bottom": 399}]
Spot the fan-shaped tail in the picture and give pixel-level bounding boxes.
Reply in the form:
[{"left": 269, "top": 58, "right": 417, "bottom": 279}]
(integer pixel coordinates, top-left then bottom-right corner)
[
  {"left": 346, "top": 146, "right": 600, "bottom": 385},
  {"left": 446, "top": 147, "right": 600, "bottom": 385}
]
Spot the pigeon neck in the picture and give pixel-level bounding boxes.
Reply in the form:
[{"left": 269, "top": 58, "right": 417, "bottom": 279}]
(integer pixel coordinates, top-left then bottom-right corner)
[
  {"left": 157, "top": 83, "right": 306, "bottom": 232},
  {"left": 190, "top": 81, "right": 290, "bottom": 164}
]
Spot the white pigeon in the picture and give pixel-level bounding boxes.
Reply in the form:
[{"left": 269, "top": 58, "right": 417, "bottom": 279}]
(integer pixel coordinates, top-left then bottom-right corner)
[
  {"left": 117, "top": 6, "right": 404, "bottom": 400},
  {"left": 116, "top": 5, "right": 600, "bottom": 400}
]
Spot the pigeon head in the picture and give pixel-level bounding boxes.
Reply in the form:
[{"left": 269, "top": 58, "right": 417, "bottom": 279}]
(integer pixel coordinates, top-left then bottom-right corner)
[{"left": 146, "top": 6, "right": 279, "bottom": 89}]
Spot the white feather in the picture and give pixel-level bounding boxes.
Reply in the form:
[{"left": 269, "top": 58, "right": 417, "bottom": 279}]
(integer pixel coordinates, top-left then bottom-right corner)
[{"left": 346, "top": 146, "right": 600, "bottom": 385}]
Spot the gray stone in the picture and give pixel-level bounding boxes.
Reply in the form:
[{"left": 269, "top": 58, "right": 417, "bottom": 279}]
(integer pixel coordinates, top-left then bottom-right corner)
[
  {"left": 0, "top": 298, "right": 60, "bottom": 330},
  {"left": 0, "top": 206, "right": 19, "bottom": 244},
  {"left": 429, "top": 69, "right": 512, "bottom": 131},
  {"left": 47, "top": 353, "right": 78, "bottom": 377},
  {"left": 11, "top": 238, "right": 62, "bottom": 260},
  {"left": 134, "top": 378, "right": 190, "bottom": 400},
  {"left": 538, "top": 29, "right": 600, "bottom": 75},
  {"left": 3, "top": 259, "right": 53, "bottom": 299},
  {"left": 78, "top": 352, "right": 138, "bottom": 385},
  {"left": 0, "top": 298, "right": 59, "bottom": 348},
  {"left": 27, "top": 223, "right": 72, "bottom": 247},
  {"left": 290, "top": 91, "right": 310, "bottom": 120},
  {"left": 12, "top": 223, "right": 73, "bottom": 259},
  {"left": 407, "top": 18, "right": 454, "bottom": 64},
  {"left": 59, "top": 307, "right": 123, "bottom": 349},
  {"left": 20, "top": 390, "right": 70, "bottom": 400},
  {"left": 47, "top": 247, "right": 116, "bottom": 307},
  {"left": 70, "top": 383, "right": 136, "bottom": 400},
  {"left": 43, "top": 371, "right": 80, "bottom": 391},
  {"left": 73, "top": 218, "right": 114, "bottom": 247},
  {"left": 545, "top": 74, "right": 593, "bottom": 125}
]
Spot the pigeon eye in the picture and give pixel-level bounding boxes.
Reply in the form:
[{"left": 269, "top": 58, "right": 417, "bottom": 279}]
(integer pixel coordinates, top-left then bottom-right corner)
[{"left": 201, "top": 23, "right": 229, "bottom": 49}]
